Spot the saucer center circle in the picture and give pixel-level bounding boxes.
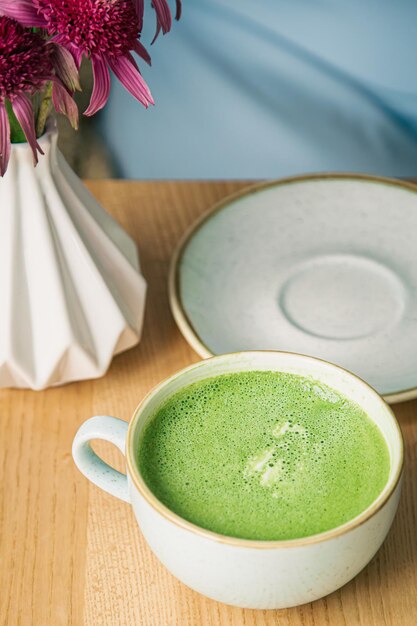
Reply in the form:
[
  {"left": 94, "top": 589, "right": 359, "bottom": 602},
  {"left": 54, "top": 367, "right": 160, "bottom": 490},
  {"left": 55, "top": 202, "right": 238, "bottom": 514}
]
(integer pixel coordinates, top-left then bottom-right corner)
[{"left": 279, "top": 254, "right": 405, "bottom": 340}]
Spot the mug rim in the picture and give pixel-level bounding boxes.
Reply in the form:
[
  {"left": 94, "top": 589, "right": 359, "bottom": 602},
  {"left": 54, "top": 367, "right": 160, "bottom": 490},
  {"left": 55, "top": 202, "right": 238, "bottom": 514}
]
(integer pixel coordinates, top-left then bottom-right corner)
[{"left": 126, "top": 350, "right": 404, "bottom": 549}]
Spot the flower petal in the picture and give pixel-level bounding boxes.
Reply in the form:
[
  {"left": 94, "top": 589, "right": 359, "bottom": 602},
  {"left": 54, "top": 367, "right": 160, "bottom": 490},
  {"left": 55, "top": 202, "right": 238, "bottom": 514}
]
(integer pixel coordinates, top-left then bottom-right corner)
[
  {"left": 0, "top": 0, "right": 47, "bottom": 27},
  {"left": 107, "top": 53, "right": 154, "bottom": 108},
  {"left": 151, "top": 22, "right": 162, "bottom": 45},
  {"left": 84, "top": 55, "right": 111, "bottom": 116},
  {"left": 52, "top": 36, "right": 84, "bottom": 69},
  {"left": 133, "top": 40, "right": 151, "bottom": 66},
  {"left": 49, "top": 43, "right": 81, "bottom": 92},
  {"left": 0, "top": 102, "right": 11, "bottom": 177},
  {"left": 152, "top": 0, "right": 172, "bottom": 34},
  {"left": 132, "top": 0, "right": 144, "bottom": 30},
  {"left": 151, "top": 0, "right": 181, "bottom": 42},
  {"left": 12, "top": 94, "right": 43, "bottom": 165},
  {"left": 52, "top": 81, "right": 79, "bottom": 129}
]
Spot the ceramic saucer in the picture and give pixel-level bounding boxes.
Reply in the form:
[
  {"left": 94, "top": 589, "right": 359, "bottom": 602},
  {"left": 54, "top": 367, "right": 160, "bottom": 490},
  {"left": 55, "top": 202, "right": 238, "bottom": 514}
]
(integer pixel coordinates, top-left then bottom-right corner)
[{"left": 169, "top": 174, "right": 417, "bottom": 403}]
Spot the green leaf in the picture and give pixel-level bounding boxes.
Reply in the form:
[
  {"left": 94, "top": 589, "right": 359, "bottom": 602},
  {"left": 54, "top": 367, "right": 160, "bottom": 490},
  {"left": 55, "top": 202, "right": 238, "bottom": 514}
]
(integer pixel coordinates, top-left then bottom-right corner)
[{"left": 6, "top": 100, "right": 27, "bottom": 144}]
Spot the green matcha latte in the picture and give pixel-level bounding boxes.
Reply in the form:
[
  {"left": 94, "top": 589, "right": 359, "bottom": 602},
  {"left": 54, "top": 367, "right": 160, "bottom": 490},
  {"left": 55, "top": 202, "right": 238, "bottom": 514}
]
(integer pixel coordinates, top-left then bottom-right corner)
[{"left": 138, "top": 371, "right": 390, "bottom": 541}]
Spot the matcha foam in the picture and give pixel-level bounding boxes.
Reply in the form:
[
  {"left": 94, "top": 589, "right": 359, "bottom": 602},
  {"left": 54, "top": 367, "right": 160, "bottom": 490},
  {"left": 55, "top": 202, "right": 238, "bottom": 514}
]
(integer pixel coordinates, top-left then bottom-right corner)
[{"left": 138, "top": 371, "right": 390, "bottom": 541}]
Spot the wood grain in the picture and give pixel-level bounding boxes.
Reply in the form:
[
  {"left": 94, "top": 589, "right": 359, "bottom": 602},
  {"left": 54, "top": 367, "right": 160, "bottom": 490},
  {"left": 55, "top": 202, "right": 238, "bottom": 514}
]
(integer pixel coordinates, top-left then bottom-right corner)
[{"left": 1, "top": 180, "right": 416, "bottom": 626}]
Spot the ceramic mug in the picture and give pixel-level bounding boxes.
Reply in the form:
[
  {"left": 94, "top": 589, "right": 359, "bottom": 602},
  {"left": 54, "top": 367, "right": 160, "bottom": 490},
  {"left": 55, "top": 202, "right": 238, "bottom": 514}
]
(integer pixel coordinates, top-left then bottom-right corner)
[{"left": 72, "top": 351, "right": 403, "bottom": 609}]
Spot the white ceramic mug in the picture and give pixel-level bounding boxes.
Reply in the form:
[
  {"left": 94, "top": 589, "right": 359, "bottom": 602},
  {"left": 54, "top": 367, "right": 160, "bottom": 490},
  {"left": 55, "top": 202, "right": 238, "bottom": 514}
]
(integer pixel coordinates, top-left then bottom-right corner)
[{"left": 72, "top": 351, "right": 403, "bottom": 609}]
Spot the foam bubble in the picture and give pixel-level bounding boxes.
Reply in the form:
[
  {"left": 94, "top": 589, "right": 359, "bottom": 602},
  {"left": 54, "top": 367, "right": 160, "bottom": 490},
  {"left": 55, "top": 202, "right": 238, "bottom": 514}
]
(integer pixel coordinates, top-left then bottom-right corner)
[
  {"left": 244, "top": 448, "right": 275, "bottom": 477},
  {"left": 259, "top": 459, "right": 284, "bottom": 487},
  {"left": 302, "top": 380, "right": 342, "bottom": 404},
  {"left": 138, "top": 370, "right": 390, "bottom": 541}
]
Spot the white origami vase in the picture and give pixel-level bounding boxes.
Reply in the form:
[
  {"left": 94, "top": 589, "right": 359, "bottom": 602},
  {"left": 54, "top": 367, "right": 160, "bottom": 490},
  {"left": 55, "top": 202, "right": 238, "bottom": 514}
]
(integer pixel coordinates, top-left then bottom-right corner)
[{"left": 0, "top": 124, "right": 146, "bottom": 389}]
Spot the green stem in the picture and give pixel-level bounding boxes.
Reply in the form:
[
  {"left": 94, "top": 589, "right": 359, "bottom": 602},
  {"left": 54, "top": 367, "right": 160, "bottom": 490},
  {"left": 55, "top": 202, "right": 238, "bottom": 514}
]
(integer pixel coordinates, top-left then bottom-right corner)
[{"left": 35, "top": 81, "right": 53, "bottom": 137}]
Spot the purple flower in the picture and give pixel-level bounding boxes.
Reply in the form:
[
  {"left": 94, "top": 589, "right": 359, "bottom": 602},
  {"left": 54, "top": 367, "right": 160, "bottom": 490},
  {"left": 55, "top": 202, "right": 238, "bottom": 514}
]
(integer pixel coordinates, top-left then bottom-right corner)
[
  {"left": 0, "top": 0, "right": 156, "bottom": 115},
  {"left": 0, "top": 15, "right": 79, "bottom": 175},
  {"left": 148, "top": 0, "right": 182, "bottom": 43}
]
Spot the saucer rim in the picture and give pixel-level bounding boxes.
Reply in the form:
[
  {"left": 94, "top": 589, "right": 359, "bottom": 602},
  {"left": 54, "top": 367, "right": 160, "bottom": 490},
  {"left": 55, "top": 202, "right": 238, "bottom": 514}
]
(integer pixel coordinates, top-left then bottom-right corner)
[{"left": 168, "top": 172, "right": 417, "bottom": 404}]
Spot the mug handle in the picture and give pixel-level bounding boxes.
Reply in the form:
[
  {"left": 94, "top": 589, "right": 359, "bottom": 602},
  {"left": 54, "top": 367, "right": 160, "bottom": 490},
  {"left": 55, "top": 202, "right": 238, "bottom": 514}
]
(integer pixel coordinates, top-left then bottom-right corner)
[{"left": 72, "top": 415, "right": 130, "bottom": 503}]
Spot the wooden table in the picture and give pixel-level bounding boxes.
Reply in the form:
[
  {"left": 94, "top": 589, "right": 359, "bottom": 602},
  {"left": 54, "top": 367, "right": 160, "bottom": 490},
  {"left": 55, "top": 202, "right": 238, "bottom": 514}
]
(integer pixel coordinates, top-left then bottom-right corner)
[{"left": 1, "top": 181, "right": 417, "bottom": 626}]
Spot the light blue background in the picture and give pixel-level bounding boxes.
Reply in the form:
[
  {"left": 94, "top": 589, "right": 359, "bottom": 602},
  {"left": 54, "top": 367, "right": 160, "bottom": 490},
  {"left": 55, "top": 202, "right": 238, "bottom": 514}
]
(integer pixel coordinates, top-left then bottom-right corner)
[{"left": 99, "top": 1, "right": 417, "bottom": 178}]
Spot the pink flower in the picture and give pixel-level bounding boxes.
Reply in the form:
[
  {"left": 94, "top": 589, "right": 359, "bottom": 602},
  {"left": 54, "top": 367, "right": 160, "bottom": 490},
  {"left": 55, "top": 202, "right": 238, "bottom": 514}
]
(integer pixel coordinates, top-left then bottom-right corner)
[
  {"left": 147, "top": 0, "right": 182, "bottom": 43},
  {"left": 0, "top": 0, "right": 155, "bottom": 115},
  {"left": 0, "top": 15, "right": 79, "bottom": 176}
]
